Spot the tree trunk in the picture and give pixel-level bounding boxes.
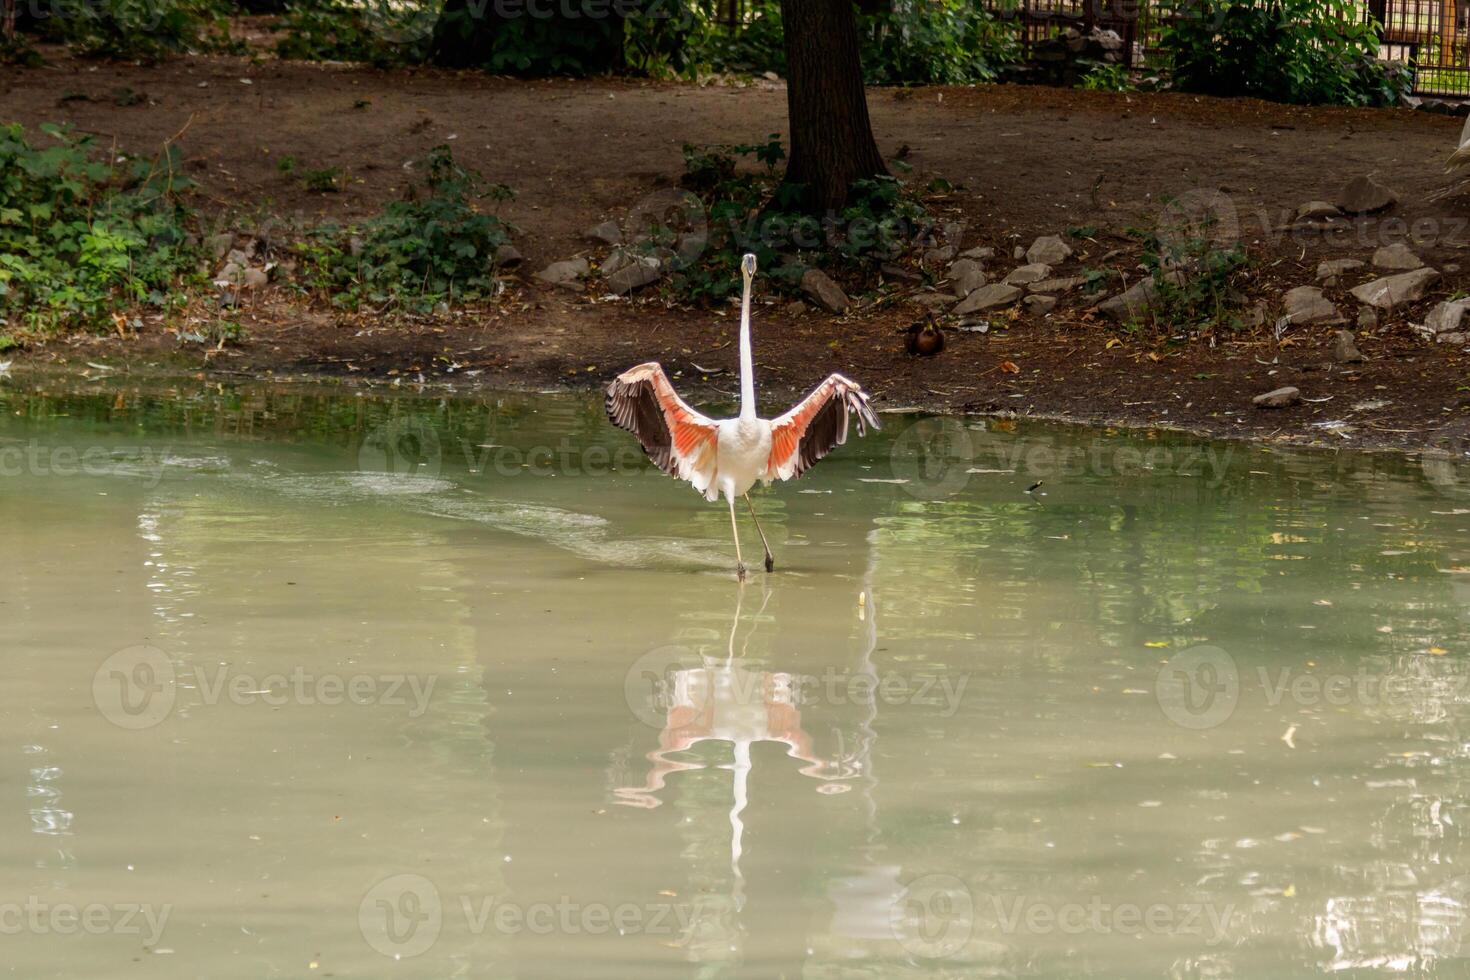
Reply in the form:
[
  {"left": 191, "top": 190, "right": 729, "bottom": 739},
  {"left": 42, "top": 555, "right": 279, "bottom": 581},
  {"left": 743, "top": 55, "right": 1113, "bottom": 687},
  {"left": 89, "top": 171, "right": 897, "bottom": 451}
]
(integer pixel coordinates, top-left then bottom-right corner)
[
  {"left": 430, "top": 0, "right": 626, "bottom": 74},
  {"left": 778, "top": 0, "right": 887, "bottom": 212},
  {"left": 2, "top": 0, "right": 16, "bottom": 42}
]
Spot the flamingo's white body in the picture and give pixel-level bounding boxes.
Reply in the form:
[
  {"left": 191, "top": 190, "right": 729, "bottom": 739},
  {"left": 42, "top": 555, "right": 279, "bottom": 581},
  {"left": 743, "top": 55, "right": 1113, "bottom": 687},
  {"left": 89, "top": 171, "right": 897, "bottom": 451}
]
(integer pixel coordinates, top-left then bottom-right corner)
[{"left": 607, "top": 254, "right": 879, "bottom": 577}]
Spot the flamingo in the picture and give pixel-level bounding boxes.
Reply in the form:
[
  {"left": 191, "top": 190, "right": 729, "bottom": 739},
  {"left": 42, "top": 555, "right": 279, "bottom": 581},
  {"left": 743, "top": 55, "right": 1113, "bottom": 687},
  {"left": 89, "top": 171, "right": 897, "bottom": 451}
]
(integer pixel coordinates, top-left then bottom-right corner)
[{"left": 606, "top": 253, "right": 880, "bottom": 579}]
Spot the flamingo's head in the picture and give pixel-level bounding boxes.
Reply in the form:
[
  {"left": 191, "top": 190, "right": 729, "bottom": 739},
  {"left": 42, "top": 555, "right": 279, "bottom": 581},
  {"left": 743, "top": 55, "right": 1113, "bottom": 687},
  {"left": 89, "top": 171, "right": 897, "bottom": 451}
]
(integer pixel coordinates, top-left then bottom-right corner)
[{"left": 740, "top": 253, "right": 757, "bottom": 282}]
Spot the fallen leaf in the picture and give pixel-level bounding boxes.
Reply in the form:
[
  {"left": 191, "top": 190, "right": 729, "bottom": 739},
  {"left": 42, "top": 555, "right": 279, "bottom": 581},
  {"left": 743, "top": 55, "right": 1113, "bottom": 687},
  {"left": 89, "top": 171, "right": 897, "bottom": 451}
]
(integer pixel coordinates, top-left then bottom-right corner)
[{"left": 1000, "top": 360, "right": 1020, "bottom": 374}]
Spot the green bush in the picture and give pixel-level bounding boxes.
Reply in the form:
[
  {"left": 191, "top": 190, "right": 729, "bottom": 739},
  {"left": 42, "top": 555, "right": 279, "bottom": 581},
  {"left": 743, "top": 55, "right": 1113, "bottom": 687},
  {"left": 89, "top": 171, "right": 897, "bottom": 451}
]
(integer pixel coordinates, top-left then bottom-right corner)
[
  {"left": 0, "top": 123, "right": 199, "bottom": 331},
  {"left": 1162, "top": 0, "right": 1408, "bottom": 106},
  {"left": 291, "top": 145, "right": 514, "bottom": 312},
  {"left": 678, "top": 0, "right": 1017, "bottom": 84},
  {"left": 25, "top": 0, "right": 237, "bottom": 61},
  {"left": 652, "top": 136, "right": 939, "bottom": 304}
]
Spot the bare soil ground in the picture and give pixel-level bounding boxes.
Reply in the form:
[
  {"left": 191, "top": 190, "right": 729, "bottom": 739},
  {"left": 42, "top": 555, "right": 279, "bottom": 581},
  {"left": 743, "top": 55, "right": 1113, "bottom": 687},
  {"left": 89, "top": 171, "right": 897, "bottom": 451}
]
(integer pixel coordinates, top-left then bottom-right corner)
[{"left": 4, "top": 52, "right": 1470, "bottom": 449}]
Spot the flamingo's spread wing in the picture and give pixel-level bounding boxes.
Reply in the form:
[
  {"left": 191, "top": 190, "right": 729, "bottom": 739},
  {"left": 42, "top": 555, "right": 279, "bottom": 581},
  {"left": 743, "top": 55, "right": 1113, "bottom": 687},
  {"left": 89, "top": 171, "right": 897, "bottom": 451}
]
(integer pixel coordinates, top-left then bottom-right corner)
[
  {"left": 606, "top": 362, "right": 719, "bottom": 494},
  {"left": 764, "top": 374, "right": 880, "bottom": 482}
]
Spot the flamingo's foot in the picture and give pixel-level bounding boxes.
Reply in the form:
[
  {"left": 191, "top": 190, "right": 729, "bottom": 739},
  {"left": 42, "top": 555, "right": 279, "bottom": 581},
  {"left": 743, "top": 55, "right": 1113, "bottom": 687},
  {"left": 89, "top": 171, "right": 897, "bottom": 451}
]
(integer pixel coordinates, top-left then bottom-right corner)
[
  {"left": 736, "top": 561, "right": 748, "bottom": 581},
  {"left": 764, "top": 554, "right": 774, "bottom": 573}
]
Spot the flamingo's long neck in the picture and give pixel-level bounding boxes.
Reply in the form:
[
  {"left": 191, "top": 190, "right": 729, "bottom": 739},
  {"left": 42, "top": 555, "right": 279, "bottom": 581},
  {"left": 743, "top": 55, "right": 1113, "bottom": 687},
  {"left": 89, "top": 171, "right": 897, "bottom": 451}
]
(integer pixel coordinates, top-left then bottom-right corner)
[{"left": 738, "top": 272, "right": 756, "bottom": 421}]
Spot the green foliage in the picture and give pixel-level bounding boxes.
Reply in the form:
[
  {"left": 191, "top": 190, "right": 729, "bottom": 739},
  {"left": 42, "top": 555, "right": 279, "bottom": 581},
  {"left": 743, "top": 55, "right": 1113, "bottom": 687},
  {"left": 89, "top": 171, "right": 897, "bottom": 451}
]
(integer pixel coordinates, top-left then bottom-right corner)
[
  {"left": 27, "top": 0, "right": 238, "bottom": 61},
  {"left": 1161, "top": 0, "right": 1408, "bottom": 106},
  {"left": 658, "top": 136, "right": 939, "bottom": 304},
  {"left": 272, "top": 0, "right": 414, "bottom": 66},
  {"left": 291, "top": 145, "right": 514, "bottom": 312},
  {"left": 856, "top": 0, "right": 1019, "bottom": 85},
  {"left": 0, "top": 124, "right": 199, "bottom": 331},
  {"left": 1079, "top": 62, "right": 1133, "bottom": 92},
  {"left": 1127, "top": 216, "right": 1249, "bottom": 332},
  {"left": 675, "top": 0, "right": 1017, "bottom": 84}
]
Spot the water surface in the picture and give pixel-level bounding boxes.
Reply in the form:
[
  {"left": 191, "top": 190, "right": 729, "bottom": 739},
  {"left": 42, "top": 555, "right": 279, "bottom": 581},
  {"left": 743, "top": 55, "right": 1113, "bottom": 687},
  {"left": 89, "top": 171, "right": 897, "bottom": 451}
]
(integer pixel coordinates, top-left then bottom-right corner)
[{"left": 6, "top": 375, "right": 1470, "bottom": 978}]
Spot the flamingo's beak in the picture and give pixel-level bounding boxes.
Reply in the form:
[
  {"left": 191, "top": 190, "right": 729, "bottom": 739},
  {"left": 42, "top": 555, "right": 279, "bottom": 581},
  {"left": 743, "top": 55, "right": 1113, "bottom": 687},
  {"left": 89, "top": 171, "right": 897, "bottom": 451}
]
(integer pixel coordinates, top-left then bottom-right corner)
[{"left": 741, "top": 253, "right": 757, "bottom": 280}]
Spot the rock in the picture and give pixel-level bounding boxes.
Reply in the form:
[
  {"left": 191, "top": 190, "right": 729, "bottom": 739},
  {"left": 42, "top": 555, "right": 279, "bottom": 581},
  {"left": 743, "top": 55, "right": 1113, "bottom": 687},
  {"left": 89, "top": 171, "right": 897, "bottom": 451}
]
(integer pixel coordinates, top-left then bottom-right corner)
[
  {"left": 1097, "top": 272, "right": 1185, "bottom": 321},
  {"left": 1371, "top": 243, "right": 1423, "bottom": 270},
  {"left": 801, "top": 269, "right": 849, "bottom": 313},
  {"left": 1243, "top": 302, "right": 1268, "bottom": 328},
  {"left": 948, "top": 258, "right": 987, "bottom": 298},
  {"left": 1357, "top": 307, "right": 1378, "bottom": 329},
  {"left": 1028, "top": 276, "right": 1089, "bottom": 294},
  {"left": 217, "top": 261, "right": 245, "bottom": 285},
  {"left": 1295, "top": 201, "right": 1341, "bottom": 223},
  {"left": 225, "top": 248, "right": 252, "bottom": 268},
  {"left": 881, "top": 263, "right": 921, "bottom": 282},
  {"left": 1013, "top": 245, "right": 1026, "bottom": 260},
  {"left": 1438, "top": 332, "right": 1468, "bottom": 345},
  {"left": 206, "top": 232, "right": 234, "bottom": 260},
  {"left": 922, "top": 245, "right": 956, "bottom": 267},
  {"left": 960, "top": 245, "right": 995, "bottom": 260},
  {"left": 1428, "top": 298, "right": 1470, "bottom": 334},
  {"left": 784, "top": 300, "right": 806, "bottom": 316},
  {"left": 1024, "top": 294, "right": 1058, "bottom": 314},
  {"left": 1281, "top": 285, "right": 1337, "bottom": 324},
  {"left": 606, "top": 257, "right": 660, "bottom": 295},
  {"left": 1350, "top": 267, "right": 1440, "bottom": 309},
  {"left": 912, "top": 292, "right": 953, "bottom": 310},
  {"left": 1333, "top": 329, "right": 1363, "bottom": 363},
  {"left": 1026, "top": 235, "right": 1073, "bottom": 266},
  {"left": 1253, "top": 386, "right": 1302, "bottom": 409},
  {"left": 1335, "top": 175, "right": 1398, "bottom": 215},
  {"left": 953, "top": 282, "right": 1023, "bottom": 314},
  {"left": 241, "top": 267, "right": 269, "bottom": 290},
  {"left": 494, "top": 243, "right": 523, "bottom": 267},
  {"left": 536, "top": 257, "right": 590, "bottom": 290},
  {"left": 600, "top": 248, "right": 634, "bottom": 277},
  {"left": 1317, "top": 258, "right": 1364, "bottom": 281},
  {"left": 585, "top": 220, "right": 622, "bottom": 246},
  {"left": 1004, "top": 263, "right": 1052, "bottom": 285}
]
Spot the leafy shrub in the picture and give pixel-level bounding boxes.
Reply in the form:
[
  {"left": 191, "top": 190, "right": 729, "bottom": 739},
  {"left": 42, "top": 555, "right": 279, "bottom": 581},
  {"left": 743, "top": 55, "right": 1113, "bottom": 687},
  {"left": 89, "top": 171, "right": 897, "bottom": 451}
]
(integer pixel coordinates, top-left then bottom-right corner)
[
  {"left": 677, "top": 0, "right": 1017, "bottom": 84},
  {"left": 0, "top": 123, "right": 199, "bottom": 331},
  {"left": 1162, "top": 0, "right": 1407, "bottom": 106},
  {"left": 1126, "top": 212, "right": 1249, "bottom": 332},
  {"left": 653, "top": 136, "right": 941, "bottom": 304},
  {"left": 291, "top": 145, "right": 514, "bottom": 311},
  {"left": 24, "top": 0, "right": 237, "bottom": 61}
]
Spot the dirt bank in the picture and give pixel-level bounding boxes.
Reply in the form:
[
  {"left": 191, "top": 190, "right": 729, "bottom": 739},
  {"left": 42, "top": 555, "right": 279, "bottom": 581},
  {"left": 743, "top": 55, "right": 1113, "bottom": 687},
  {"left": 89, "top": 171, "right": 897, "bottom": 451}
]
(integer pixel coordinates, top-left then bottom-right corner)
[{"left": 4, "top": 54, "right": 1470, "bottom": 449}]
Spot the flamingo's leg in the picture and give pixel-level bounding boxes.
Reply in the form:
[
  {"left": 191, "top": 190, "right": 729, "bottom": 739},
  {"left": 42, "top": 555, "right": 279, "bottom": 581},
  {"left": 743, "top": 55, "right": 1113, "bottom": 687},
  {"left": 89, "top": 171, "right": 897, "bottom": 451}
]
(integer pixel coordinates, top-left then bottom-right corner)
[
  {"left": 728, "top": 494, "right": 747, "bottom": 581},
  {"left": 743, "top": 493, "right": 774, "bottom": 573}
]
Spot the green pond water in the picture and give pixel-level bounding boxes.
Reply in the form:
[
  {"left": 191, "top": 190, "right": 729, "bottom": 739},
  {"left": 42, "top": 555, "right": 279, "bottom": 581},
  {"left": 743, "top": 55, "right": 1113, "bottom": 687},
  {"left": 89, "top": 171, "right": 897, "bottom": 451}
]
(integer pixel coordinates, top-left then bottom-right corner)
[{"left": 6, "top": 372, "right": 1470, "bottom": 978}]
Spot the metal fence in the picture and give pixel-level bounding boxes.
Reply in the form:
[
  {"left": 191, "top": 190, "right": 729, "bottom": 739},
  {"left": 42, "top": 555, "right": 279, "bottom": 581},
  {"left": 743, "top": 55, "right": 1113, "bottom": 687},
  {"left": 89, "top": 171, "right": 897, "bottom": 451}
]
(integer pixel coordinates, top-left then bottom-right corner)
[{"left": 980, "top": 0, "right": 1470, "bottom": 97}]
